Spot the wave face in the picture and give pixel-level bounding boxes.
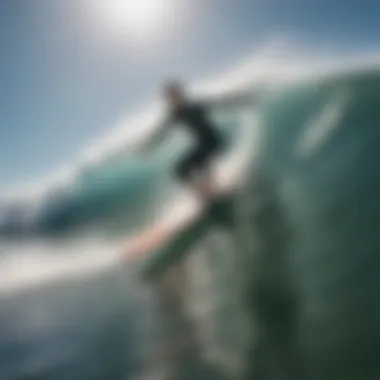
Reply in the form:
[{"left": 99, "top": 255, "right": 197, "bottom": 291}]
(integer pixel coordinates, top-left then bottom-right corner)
[
  {"left": 1, "top": 53, "right": 380, "bottom": 380},
  {"left": 0, "top": 157, "right": 162, "bottom": 238},
  {"left": 238, "top": 68, "right": 380, "bottom": 380}
]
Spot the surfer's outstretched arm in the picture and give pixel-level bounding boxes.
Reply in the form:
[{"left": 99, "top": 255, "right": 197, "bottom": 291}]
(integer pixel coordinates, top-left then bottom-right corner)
[{"left": 203, "top": 87, "right": 255, "bottom": 110}]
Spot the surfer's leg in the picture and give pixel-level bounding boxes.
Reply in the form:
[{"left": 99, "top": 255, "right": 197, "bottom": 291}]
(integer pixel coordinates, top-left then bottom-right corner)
[
  {"left": 191, "top": 143, "right": 221, "bottom": 202},
  {"left": 175, "top": 151, "right": 195, "bottom": 185},
  {"left": 175, "top": 145, "right": 218, "bottom": 203},
  {"left": 194, "top": 163, "right": 215, "bottom": 201}
]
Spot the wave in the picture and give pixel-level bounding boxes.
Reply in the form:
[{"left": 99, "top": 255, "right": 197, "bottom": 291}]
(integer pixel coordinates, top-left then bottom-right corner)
[
  {"left": 2, "top": 39, "right": 380, "bottom": 379},
  {"left": 1, "top": 39, "right": 380, "bottom": 239}
]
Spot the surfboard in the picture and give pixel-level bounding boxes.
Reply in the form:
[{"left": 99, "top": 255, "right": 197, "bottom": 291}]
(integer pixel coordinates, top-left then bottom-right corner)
[{"left": 124, "top": 194, "right": 235, "bottom": 280}]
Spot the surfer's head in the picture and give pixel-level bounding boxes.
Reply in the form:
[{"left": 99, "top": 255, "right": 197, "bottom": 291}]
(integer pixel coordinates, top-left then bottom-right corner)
[{"left": 163, "top": 79, "right": 186, "bottom": 107}]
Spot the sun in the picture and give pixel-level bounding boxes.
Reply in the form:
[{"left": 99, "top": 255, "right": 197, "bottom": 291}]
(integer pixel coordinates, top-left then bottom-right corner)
[{"left": 99, "top": 0, "right": 169, "bottom": 40}]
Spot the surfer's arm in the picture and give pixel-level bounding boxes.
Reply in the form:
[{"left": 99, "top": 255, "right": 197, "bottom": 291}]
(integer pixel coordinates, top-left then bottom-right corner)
[{"left": 203, "top": 88, "right": 255, "bottom": 110}]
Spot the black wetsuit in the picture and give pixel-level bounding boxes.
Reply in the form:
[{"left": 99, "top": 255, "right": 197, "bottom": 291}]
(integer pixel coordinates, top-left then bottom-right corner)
[{"left": 169, "top": 102, "right": 224, "bottom": 182}]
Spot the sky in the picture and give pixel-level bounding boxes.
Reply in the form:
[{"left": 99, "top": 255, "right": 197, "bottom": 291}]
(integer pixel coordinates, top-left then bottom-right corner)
[{"left": 0, "top": 0, "right": 379, "bottom": 186}]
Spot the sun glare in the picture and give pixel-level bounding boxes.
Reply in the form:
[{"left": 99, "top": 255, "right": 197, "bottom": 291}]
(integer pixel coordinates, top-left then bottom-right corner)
[{"left": 100, "top": 0, "right": 170, "bottom": 40}]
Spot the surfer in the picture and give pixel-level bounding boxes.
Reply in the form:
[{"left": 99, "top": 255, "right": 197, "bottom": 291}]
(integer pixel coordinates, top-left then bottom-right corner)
[{"left": 140, "top": 79, "right": 249, "bottom": 203}]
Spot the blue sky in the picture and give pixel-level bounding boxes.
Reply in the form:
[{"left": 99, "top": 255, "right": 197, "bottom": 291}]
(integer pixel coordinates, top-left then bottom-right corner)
[{"left": 0, "top": 0, "right": 379, "bottom": 186}]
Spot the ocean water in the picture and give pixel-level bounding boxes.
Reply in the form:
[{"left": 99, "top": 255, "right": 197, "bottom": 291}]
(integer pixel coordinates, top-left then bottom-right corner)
[{"left": 1, "top": 54, "right": 380, "bottom": 380}]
